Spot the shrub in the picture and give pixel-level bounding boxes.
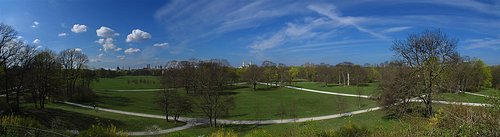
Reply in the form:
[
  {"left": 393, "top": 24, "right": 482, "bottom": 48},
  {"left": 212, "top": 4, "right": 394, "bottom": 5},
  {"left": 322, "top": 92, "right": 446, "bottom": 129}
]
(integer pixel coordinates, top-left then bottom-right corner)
[
  {"left": 78, "top": 124, "right": 127, "bottom": 137},
  {"left": 244, "top": 129, "right": 273, "bottom": 137},
  {"left": 209, "top": 128, "right": 238, "bottom": 137},
  {"left": 335, "top": 123, "right": 370, "bottom": 137},
  {"left": 0, "top": 115, "right": 44, "bottom": 128}
]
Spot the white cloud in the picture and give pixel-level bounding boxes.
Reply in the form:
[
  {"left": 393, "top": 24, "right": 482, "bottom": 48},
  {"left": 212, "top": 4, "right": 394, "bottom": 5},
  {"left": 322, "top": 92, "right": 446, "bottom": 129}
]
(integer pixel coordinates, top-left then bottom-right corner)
[
  {"left": 126, "top": 29, "right": 151, "bottom": 42},
  {"left": 250, "top": 17, "right": 335, "bottom": 52},
  {"left": 74, "top": 48, "right": 82, "bottom": 52},
  {"left": 117, "top": 55, "right": 125, "bottom": 60},
  {"left": 124, "top": 48, "right": 141, "bottom": 54},
  {"left": 95, "top": 38, "right": 116, "bottom": 52},
  {"left": 114, "top": 47, "right": 123, "bottom": 51},
  {"left": 96, "top": 26, "right": 120, "bottom": 52},
  {"left": 71, "top": 24, "right": 87, "bottom": 33},
  {"left": 96, "top": 26, "right": 119, "bottom": 37},
  {"left": 380, "top": 26, "right": 413, "bottom": 33},
  {"left": 32, "top": 39, "right": 40, "bottom": 44},
  {"left": 153, "top": 42, "right": 169, "bottom": 48},
  {"left": 250, "top": 32, "right": 286, "bottom": 51},
  {"left": 90, "top": 53, "right": 104, "bottom": 63},
  {"left": 308, "top": 4, "right": 387, "bottom": 40},
  {"left": 31, "top": 21, "right": 39, "bottom": 28},
  {"left": 464, "top": 37, "right": 500, "bottom": 50},
  {"left": 58, "top": 33, "right": 68, "bottom": 37}
]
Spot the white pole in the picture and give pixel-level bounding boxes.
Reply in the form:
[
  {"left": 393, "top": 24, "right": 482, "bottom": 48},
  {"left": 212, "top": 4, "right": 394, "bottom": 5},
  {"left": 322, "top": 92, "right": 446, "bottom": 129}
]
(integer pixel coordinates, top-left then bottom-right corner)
[{"left": 347, "top": 73, "right": 350, "bottom": 86}]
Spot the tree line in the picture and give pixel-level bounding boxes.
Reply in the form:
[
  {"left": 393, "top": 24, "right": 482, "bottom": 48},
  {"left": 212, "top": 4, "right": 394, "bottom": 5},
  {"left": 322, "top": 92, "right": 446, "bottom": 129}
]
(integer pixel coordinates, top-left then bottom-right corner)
[{"left": 0, "top": 23, "right": 96, "bottom": 113}]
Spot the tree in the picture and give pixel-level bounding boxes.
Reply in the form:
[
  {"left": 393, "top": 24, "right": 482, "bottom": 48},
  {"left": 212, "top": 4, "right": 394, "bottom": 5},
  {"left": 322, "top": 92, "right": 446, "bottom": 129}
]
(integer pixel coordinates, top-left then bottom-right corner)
[
  {"left": 492, "top": 65, "right": 500, "bottom": 89},
  {"left": 195, "top": 61, "right": 235, "bottom": 126},
  {"left": 0, "top": 23, "right": 21, "bottom": 108},
  {"left": 378, "top": 61, "right": 420, "bottom": 116},
  {"left": 243, "top": 64, "right": 262, "bottom": 90},
  {"left": 10, "top": 45, "right": 37, "bottom": 111},
  {"left": 316, "top": 63, "right": 333, "bottom": 86},
  {"left": 58, "top": 48, "right": 89, "bottom": 100},
  {"left": 302, "top": 62, "right": 317, "bottom": 82},
  {"left": 262, "top": 60, "right": 277, "bottom": 88},
  {"left": 288, "top": 66, "right": 300, "bottom": 85},
  {"left": 27, "top": 50, "right": 62, "bottom": 109},
  {"left": 335, "top": 62, "right": 354, "bottom": 86},
  {"left": 390, "top": 29, "right": 458, "bottom": 116}
]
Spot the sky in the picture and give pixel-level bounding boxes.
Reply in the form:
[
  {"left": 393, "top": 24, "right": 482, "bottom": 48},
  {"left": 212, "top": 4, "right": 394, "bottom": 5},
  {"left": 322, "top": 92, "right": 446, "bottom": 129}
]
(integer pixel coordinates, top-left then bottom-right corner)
[{"left": 0, "top": 0, "right": 499, "bottom": 68}]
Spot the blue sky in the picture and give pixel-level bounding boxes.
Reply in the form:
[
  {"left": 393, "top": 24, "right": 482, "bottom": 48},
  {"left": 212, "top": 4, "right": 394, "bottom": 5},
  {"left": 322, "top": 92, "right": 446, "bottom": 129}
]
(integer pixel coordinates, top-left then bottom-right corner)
[{"left": 0, "top": 0, "right": 499, "bottom": 68}]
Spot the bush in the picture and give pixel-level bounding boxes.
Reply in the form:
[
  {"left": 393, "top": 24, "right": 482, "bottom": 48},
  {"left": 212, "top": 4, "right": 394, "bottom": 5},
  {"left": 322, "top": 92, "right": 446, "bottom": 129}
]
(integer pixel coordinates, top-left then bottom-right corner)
[
  {"left": 0, "top": 115, "right": 44, "bottom": 128},
  {"left": 335, "top": 123, "right": 370, "bottom": 137},
  {"left": 209, "top": 128, "right": 238, "bottom": 137},
  {"left": 78, "top": 124, "right": 127, "bottom": 137},
  {"left": 163, "top": 132, "right": 190, "bottom": 137},
  {"left": 244, "top": 129, "right": 273, "bottom": 137}
]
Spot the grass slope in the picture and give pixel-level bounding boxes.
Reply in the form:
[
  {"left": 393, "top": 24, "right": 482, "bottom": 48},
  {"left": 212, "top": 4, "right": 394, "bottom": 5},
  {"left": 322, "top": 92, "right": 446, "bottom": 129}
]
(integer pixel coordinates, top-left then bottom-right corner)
[
  {"left": 40, "top": 103, "right": 183, "bottom": 132},
  {"left": 93, "top": 84, "right": 378, "bottom": 120}
]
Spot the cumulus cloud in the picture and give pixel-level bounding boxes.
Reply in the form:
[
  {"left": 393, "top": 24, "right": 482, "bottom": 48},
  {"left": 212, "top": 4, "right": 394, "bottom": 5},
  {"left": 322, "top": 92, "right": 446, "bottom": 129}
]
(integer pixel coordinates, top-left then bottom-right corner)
[
  {"left": 124, "top": 48, "right": 141, "bottom": 54},
  {"left": 126, "top": 29, "right": 151, "bottom": 42},
  {"left": 95, "top": 38, "right": 116, "bottom": 52},
  {"left": 90, "top": 53, "right": 104, "bottom": 63},
  {"left": 74, "top": 48, "right": 82, "bottom": 52},
  {"left": 95, "top": 26, "right": 120, "bottom": 52},
  {"left": 71, "top": 24, "right": 87, "bottom": 33},
  {"left": 153, "top": 42, "right": 169, "bottom": 48},
  {"left": 58, "top": 33, "right": 68, "bottom": 37},
  {"left": 32, "top": 39, "right": 40, "bottom": 44},
  {"left": 96, "top": 26, "right": 119, "bottom": 37},
  {"left": 31, "top": 21, "right": 39, "bottom": 28}
]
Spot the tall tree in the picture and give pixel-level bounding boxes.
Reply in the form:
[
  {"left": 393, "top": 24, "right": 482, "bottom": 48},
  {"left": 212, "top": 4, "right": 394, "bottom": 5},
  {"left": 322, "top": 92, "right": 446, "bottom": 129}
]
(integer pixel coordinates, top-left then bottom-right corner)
[
  {"left": 58, "top": 48, "right": 88, "bottom": 100},
  {"left": 195, "top": 61, "right": 234, "bottom": 127},
  {"left": 0, "top": 23, "right": 21, "bottom": 107},
  {"left": 28, "top": 50, "right": 62, "bottom": 109},
  {"left": 391, "top": 29, "right": 458, "bottom": 116}
]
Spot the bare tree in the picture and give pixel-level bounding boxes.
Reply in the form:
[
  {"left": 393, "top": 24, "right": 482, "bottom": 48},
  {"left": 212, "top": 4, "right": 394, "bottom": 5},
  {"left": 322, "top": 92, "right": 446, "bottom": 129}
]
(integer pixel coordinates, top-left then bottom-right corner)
[
  {"left": 391, "top": 29, "right": 458, "bottom": 116},
  {"left": 10, "top": 45, "right": 37, "bottom": 111},
  {"left": 27, "top": 50, "right": 62, "bottom": 109},
  {"left": 317, "top": 63, "right": 333, "bottom": 86},
  {"left": 59, "top": 48, "right": 89, "bottom": 100},
  {"left": 243, "top": 64, "right": 262, "bottom": 90},
  {"left": 0, "top": 23, "right": 21, "bottom": 107},
  {"left": 195, "top": 61, "right": 235, "bottom": 127}
]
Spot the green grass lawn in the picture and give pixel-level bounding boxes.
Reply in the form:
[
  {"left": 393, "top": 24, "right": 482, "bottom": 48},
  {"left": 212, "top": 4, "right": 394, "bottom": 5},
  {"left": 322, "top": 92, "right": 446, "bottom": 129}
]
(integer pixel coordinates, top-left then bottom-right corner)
[
  {"left": 91, "top": 76, "right": 161, "bottom": 90},
  {"left": 434, "top": 92, "right": 491, "bottom": 103},
  {"left": 38, "top": 102, "right": 183, "bottom": 132},
  {"left": 476, "top": 88, "right": 500, "bottom": 97},
  {"left": 291, "top": 82, "right": 378, "bottom": 96},
  {"left": 93, "top": 84, "right": 378, "bottom": 120}
]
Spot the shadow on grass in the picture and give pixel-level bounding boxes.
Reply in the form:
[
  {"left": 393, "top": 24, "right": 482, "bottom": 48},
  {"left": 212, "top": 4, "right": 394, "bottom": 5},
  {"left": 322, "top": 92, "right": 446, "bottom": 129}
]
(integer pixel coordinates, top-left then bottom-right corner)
[
  {"left": 254, "top": 86, "right": 279, "bottom": 91},
  {"left": 22, "top": 107, "right": 124, "bottom": 130},
  {"left": 96, "top": 95, "right": 133, "bottom": 107}
]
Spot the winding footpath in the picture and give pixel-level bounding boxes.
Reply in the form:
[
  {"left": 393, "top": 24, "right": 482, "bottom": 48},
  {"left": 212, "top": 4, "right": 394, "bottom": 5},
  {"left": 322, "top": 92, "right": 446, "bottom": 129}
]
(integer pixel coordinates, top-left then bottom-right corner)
[{"left": 64, "top": 82, "right": 492, "bottom": 136}]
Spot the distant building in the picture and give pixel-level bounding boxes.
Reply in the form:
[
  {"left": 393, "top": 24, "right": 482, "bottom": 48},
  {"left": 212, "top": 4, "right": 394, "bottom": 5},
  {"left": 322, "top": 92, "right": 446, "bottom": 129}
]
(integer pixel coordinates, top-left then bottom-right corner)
[{"left": 239, "top": 60, "right": 253, "bottom": 68}]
